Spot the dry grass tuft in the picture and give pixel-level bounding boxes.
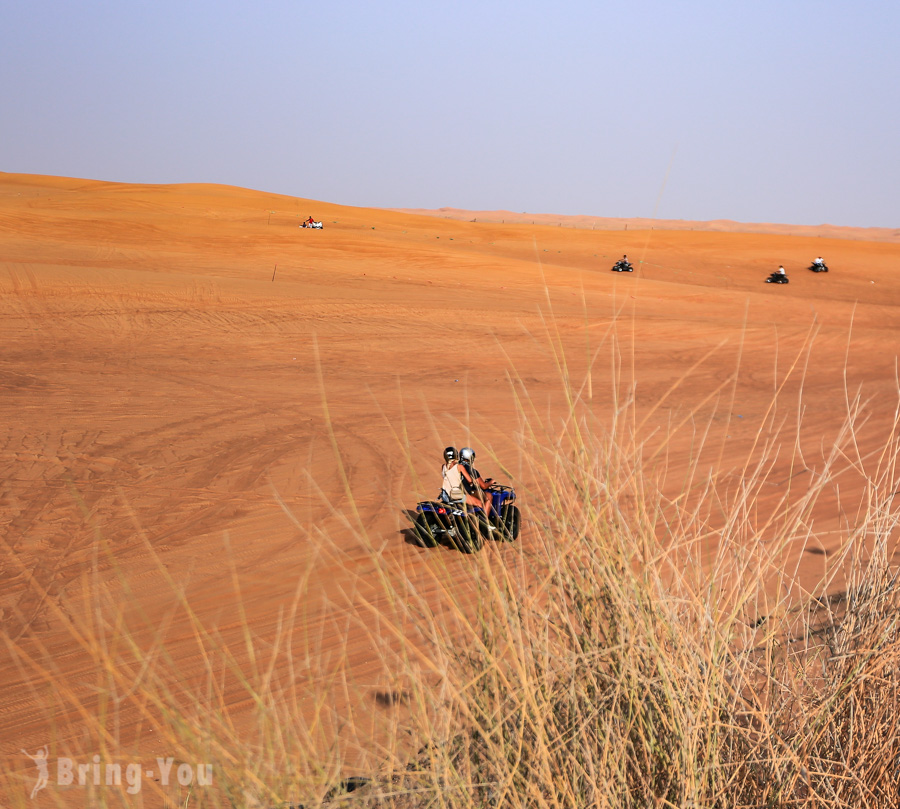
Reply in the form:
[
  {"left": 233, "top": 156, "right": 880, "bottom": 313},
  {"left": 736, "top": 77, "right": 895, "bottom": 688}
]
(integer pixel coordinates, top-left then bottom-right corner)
[{"left": 4, "top": 327, "right": 900, "bottom": 808}]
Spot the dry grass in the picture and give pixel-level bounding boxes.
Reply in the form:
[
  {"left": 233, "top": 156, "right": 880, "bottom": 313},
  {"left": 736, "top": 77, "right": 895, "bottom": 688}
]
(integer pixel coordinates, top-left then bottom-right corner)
[{"left": 4, "top": 322, "right": 900, "bottom": 809}]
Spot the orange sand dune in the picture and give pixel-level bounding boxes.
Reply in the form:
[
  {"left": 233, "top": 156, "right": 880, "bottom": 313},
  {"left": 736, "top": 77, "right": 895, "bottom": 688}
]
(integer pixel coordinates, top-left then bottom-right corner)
[
  {"left": 2, "top": 173, "right": 899, "bottom": 801},
  {"left": 395, "top": 206, "right": 900, "bottom": 242}
]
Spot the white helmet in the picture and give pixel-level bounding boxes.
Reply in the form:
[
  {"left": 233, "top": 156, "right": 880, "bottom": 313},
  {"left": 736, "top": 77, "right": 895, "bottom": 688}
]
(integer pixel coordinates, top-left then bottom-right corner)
[{"left": 459, "top": 447, "right": 475, "bottom": 463}]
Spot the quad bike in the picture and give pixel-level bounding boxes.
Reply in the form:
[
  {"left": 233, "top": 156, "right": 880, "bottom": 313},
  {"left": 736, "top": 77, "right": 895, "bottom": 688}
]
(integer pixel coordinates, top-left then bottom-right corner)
[
  {"left": 300, "top": 221, "right": 323, "bottom": 229},
  {"left": 808, "top": 262, "right": 829, "bottom": 272},
  {"left": 765, "top": 272, "right": 789, "bottom": 284},
  {"left": 611, "top": 260, "right": 633, "bottom": 272},
  {"left": 413, "top": 484, "right": 520, "bottom": 553}
]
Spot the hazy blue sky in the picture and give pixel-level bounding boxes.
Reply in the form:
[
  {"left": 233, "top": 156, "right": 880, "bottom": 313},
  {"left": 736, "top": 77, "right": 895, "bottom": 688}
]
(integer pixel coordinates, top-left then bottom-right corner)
[{"left": 3, "top": 1, "right": 898, "bottom": 227}]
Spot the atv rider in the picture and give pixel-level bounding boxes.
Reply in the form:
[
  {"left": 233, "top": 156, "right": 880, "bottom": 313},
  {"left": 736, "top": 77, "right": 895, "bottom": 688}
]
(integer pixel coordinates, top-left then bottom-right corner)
[
  {"left": 777, "top": 265, "right": 786, "bottom": 275},
  {"left": 458, "top": 446, "right": 495, "bottom": 526},
  {"left": 812, "top": 256, "right": 826, "bottom": 268},
  {"left": 305, "top": 216, "right": 316, "bottom": 227},
  {"left": 440, "top": 446, "right": 464, "bottom": 503}
]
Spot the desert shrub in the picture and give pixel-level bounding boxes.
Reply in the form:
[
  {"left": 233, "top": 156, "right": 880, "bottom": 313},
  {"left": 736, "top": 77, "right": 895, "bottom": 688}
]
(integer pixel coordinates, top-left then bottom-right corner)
[{"left": 6, "top": 346, "right": 900, "bottom": 809}]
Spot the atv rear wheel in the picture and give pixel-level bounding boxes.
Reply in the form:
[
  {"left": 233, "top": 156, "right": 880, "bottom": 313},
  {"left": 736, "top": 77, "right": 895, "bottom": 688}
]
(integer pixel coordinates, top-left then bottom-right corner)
[
  {"left": 451, "top": 514, "right": 484, "bottom": 553},
  {"left": 413, "top": 513, "right": 439, "bottom": 548}
]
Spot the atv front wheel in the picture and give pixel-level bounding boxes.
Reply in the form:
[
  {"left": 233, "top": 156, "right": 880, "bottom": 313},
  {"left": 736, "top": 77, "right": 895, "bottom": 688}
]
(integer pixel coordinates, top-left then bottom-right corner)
[{"left": 500, "top": 504, "right": 521, "bottom": 541}]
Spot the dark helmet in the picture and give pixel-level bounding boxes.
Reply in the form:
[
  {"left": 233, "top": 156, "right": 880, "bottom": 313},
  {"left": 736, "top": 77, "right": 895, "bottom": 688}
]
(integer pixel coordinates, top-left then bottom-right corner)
[
  {"left": 459, "top": 446, "right": 475, "bottom": 463},
  {"left": 443, "top": 446, "right": 458, "bottom": 463}
]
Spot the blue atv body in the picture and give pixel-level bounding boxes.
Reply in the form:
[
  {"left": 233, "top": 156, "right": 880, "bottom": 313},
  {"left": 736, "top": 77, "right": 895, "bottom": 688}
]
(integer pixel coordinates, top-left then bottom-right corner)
[{"left": 413, "top": 484, "right": 520, "bottom": 553}]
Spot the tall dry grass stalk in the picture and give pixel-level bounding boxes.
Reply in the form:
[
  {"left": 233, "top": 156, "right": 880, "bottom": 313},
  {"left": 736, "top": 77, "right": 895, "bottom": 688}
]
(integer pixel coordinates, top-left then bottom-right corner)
[{"left": 4, "top": 322, "right": 900, "bottom": 808}]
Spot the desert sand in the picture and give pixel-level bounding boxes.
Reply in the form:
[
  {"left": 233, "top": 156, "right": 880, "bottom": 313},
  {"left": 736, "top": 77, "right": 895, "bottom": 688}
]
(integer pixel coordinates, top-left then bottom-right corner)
[
  {"left": 393, "top": 206, "right": 900, "bottom": 242},
  {"left": 2, "top": 173, "right": 899, "bottom": 800}
]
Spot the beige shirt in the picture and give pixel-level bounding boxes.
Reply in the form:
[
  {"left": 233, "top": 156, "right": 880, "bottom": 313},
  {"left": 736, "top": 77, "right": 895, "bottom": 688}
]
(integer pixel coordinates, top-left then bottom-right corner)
[{"left": 442, "top": 461, "right": 463, "bottom": 498}]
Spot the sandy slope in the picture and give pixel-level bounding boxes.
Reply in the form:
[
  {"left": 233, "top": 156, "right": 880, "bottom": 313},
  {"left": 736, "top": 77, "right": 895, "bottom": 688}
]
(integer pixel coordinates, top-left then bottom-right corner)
[
  {"left": 2, "top": 173, "right": 899, "bottom": 798},
  {"left": 394, "top": 206, "right": 900, "bottom": 242}
]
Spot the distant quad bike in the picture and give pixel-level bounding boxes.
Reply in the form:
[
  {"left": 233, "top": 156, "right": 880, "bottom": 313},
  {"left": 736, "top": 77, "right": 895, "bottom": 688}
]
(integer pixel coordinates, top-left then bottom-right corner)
[
  {"left": 765, "top": 272, "right": 790, "bottom": 284},
  {"left": 611, "top": 259, "right": 634, "bottom": 272},
  {"left": 808, "top": 262, "right": 829, "bottom": 272},
  {"left": 413, "top": 484, "right": 520, "bottom": 553},
  {"left": 300, "top": 221, "right": 323, "bottom": 229}
]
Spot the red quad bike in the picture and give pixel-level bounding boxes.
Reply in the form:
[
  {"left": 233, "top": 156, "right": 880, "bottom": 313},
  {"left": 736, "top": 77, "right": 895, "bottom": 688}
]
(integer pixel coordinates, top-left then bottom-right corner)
[{"left": 413, "top": 484, "right": 520, "bottom": 553}]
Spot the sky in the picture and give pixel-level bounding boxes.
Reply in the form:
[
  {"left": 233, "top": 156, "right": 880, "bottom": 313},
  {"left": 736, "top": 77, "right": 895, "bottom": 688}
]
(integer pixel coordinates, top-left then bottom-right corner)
[{"left": 2, "top": 0, "right": 898, "bottom": 228}]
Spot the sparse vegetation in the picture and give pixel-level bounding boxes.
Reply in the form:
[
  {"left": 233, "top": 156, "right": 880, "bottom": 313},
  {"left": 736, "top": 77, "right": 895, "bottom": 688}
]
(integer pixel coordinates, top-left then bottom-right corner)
[{"left": 4, "top": 331, "right": 900, "bottom": 809}]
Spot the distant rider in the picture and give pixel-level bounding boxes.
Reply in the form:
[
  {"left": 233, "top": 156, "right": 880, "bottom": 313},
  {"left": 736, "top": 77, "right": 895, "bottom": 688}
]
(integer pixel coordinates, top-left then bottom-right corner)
[
  {"left": 305, "top": 216, "right": 316, "bottom": 227},
  {"left": 777, "top": 266, "right": 786, "bottom": 275},
  {"left": 813, "top": 256, "right": 825, "bottom": 268},
  {"left": 458, "top": 447, "right": 495, "bottom": 527}
]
